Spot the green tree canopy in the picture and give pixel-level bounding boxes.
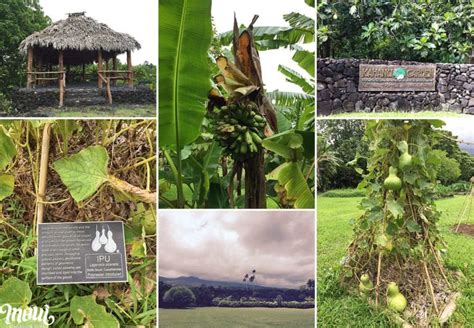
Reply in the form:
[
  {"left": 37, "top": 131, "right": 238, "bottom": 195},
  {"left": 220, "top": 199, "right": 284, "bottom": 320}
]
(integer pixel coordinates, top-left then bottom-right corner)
[
  {"left": 0, "top": 0, "right": 50, "bottom": 98},
  {"left": 162, "top": 286, "right": 196, "bottom": 308},
  {"left": 431, "top": 150, "right": 462, "bottom": 185},
  {"left": 317, "top": 0, "right": 474, "bottom": 63}
]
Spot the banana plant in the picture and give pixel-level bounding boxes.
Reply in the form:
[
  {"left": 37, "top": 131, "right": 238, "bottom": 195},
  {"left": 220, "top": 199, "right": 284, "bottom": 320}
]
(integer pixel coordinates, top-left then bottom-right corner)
[
  {"left": 262, "top": 130, "right": 315, "bottom": 208},
  {"left": 159, "top": 0, "right": 213, "bottom": 208}
]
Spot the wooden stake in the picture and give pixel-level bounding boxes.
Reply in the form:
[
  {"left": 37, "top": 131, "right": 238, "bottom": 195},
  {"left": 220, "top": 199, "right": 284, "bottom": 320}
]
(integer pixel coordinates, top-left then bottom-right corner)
[
  {"left": 27, "top": 47, "right": 33, "bottom": 88},
  {"left": 36, "top": 123, "right": 52, "bottom": 236},
  {"left": 127, "top": 50, "right": 133, "bottom": 87},
  {"left": 58, "top": 50, "right": 64, "bottom": 107},
  {"left": 98, "top": 49, "right": 103, "bottom": 94},
  {"left": 82, "top": 64, "right": 85, "bottom": 82},
  {"left": 423, "top": 261, "right": 439, "bottom": 315},
  {"left": 375, "top": 252, "right": 383, "bottom": 306}
]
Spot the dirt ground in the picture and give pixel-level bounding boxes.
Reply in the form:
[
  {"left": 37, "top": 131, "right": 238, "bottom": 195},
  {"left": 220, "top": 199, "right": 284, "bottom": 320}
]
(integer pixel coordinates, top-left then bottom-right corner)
[{"left": 452, "top": 224, "right": 474, "bottom": 237}]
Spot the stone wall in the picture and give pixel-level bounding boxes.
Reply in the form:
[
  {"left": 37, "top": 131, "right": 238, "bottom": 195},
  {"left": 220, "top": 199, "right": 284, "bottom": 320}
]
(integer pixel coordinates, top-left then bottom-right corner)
[
  {"left": 12, "top": 85, "right": 155, "bottom": 112},
  {"left": 317, "top": 58, "right": 474, "bottom": 115}
]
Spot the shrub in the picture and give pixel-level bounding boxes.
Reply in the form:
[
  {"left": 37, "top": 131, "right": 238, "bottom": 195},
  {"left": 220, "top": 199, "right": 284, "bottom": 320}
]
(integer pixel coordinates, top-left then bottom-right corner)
[
  {"left": 162, "top": 286, "right": 196, "bottom": 308},
  {"left": 435, "top": 182, "right": 471, "bottom": 199},
  {"left": 431, "top": 150, "right": 461, "bottom": 185},
  {"left": 320, "top": 188, "right": 365, "bottom": 198}
]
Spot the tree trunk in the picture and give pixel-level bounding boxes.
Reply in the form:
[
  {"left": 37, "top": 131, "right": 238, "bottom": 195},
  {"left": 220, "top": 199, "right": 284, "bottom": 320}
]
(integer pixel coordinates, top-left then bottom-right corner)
[{"left": 244, "top": 150, "right": 266, "bottom": 208}]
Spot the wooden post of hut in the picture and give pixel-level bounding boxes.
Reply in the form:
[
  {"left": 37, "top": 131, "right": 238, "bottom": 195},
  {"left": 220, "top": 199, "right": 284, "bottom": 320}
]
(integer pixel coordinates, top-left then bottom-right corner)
[
  {"left": 58, "top": 50, "right": 64, "bottom": 107},
  {"left": 81, "top": 64, "right": 86, "bottom": 82},
  {"left": 112, "top": 55, "right": 117, "bottom": 86},
  {"left": 27, "top": 47, "right": 33, "bottom": 88},
  {"left": 127, "top": 50, "right": 133, "bottom": 87},
  {"left": 98, "top": 49, "right": 103, "bottom": 95}
]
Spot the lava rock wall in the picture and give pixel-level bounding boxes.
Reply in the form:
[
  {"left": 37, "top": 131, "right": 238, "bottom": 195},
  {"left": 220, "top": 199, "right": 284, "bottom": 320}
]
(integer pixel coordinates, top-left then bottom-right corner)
[{"left": 317, "top": 58, "right": 474, "bottom": 115}]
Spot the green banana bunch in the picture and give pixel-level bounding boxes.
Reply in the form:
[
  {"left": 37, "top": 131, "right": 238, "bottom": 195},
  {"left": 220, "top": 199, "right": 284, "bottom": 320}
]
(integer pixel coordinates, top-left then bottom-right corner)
[{"left": 211, "top": 102, "right": 267, "bottom": 160}]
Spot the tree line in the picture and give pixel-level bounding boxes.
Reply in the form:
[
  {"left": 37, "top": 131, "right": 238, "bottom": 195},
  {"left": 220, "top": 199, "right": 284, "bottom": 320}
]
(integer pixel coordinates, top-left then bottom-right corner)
[
  {"left": 317, "top": 120, "right": 474, "bottom": 192},
  {"left": 159, "top": 279, "right": 315, "bottom": 308},
  {"left": 317, "top": 0, "right": 474, "bottom": 63}
]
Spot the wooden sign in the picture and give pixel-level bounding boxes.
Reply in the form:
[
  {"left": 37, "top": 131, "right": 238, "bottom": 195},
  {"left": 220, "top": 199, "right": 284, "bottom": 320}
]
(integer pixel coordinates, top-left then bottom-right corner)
[
  {"left": 359, "top": 64, "right": 436, "bottom": 91},
  {"left": 37, "top": 222, "right": 128, "bottom": 285}
]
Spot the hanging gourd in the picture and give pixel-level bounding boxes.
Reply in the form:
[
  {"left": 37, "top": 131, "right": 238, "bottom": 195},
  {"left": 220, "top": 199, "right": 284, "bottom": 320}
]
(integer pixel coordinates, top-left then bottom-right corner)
[
  {"left": 384, "top": 166, "right": 402, "bottom": 191},
  {"left": 387, "top": 282, "right": 407, "bottom": 312},
  {"left": 359, "top": 273, "right": 374, "bottom": 295},
  {"left": 398, "top": 141, "right": 413, "bottom": 170}
]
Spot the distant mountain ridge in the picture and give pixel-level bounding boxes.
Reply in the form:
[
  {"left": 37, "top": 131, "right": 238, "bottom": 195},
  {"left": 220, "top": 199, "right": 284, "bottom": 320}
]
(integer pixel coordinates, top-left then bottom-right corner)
[{"left": 159, "top": 275, "right": 280, "bottom": 289}]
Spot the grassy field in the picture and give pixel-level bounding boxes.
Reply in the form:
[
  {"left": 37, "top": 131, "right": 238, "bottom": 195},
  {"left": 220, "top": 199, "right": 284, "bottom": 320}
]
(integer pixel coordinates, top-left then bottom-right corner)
[
  {"left": 159, "top": 307, "right": 315, "bottom": 327},
  {"left": 317, "top": 195, "right": 474, "bottom": 327}
]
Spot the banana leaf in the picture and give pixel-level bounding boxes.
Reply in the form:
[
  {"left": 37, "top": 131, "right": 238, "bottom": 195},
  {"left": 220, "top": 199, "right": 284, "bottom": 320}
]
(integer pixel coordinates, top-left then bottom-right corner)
[{"left": 159, "top": 0, "right": 212, "bottom": 147}]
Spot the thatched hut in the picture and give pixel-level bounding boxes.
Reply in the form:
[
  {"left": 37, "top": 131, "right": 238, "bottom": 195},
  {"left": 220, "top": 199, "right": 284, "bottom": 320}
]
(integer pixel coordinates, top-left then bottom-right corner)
[{"left": 19, "top": 12, "right": 141, "bottom": 106}]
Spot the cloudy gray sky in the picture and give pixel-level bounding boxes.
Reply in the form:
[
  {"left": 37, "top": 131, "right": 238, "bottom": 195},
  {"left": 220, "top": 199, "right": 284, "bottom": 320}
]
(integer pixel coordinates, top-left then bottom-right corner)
[
  {"left": 212, "top": 0, "right": 315, "bottom": 93},
  {"left": 159, "top": 211, "right": 315, "bottom": 289},
  {"left": 39, "top": 0, "right": 157, "bottom": 64},
  {"left": 442, "top": 118, "right": 474, "bottom": 154}
]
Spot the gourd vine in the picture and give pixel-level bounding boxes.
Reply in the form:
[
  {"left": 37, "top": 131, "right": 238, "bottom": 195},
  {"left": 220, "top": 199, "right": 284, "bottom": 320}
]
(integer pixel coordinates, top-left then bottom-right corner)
[{"left": 343, "top": 120, "right": 452, "bottom": 322}]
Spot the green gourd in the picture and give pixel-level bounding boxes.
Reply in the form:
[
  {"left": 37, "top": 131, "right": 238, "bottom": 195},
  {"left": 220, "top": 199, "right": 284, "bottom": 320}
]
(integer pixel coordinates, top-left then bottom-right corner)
[
  {"left": 384, "top": 166, "right": 402, "bottom": 191},
  {"left": 387, "top": 282, "right": 407, "bottom": 312},
  {"left": 359, "top": 274, "right": 374, "bottom": 295},
  {"left": 398, "top": 141, "right": 413, "bottom": 170}
]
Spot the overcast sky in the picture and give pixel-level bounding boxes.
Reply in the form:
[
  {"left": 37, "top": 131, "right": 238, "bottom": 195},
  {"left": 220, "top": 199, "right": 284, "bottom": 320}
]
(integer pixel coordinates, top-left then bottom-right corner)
[
  {"left": 212, "top": 0, "right": 315, "bottom": 93},
  {"left": 159, "top": 211, "right": 315, "bottom": 289},
  {"left": 39, "top": 0, "right": 157, "bottom": 65},
  {"left": 443, "top": 118, "right": 474, "bottom": 154}
]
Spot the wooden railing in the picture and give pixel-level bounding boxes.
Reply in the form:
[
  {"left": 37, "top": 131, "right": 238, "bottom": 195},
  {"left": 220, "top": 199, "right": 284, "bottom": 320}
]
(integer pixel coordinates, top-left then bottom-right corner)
[
  {"left": 28, "top": 71, "right": 65, "bottom": 106},
  {"left": 26, "top": 68, "right": 133, "bottom": 107},
  {"left": 97, "top": 73, "right": 112, "bottom": 105}
]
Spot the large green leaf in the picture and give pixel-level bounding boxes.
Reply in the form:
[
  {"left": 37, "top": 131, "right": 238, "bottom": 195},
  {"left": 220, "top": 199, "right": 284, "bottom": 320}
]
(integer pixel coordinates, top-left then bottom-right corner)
[
  {"left": 0, "top": 128, "right": 16, "bottom": 171},
  {"left": 0, "top": 277, "right": 31, "bottom": 308},
  {"left": 70, "top": 295, "right": 119, "bottom": 328},
  {"left": 293, "top": 50, "right": 315, "bottom": 77},
  {"left": 278, "top": 65, "right": 314, "bottom": 94},
  {"left": 0, "top": 278, "right": 48, "bottom": 328},
  {"left": 0, "top": 174, "right": 14, "bottom": 201},
  {"left": 269, "top": 162, "right": 314, "bottom": 209},
  {"left": 219, "top": 25, "right": 313, "bottom": 50},
  {"left": 53, "top": 145, "right": 109, "bottom": 202},
  {"left": 267, "top": 90, "right": 314, "bottom": 107},
  {"left": 159, "top": 0, "right": 212, "bottom": 147}
]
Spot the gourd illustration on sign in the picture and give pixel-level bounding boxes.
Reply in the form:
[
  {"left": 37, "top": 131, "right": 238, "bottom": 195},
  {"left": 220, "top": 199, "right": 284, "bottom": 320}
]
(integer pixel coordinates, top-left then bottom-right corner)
[
  {"left": 91, "top": 224, "right": 118, "bottom": 253},
  {"left": 91, "top": 227, "right": 101, "bottom": 252},
  {"left": 104, "top": 225, "right": 117, "bottom": 253}
]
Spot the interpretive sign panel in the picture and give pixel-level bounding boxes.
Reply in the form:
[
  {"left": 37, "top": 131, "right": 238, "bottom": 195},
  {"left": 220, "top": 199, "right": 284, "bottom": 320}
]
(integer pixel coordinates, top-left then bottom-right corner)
[
  {"left": 37, "top": 221, "right": 127, "bottom": 285},
  {"left": 359, "top": 64, "right": 436, "bottom": 91}
]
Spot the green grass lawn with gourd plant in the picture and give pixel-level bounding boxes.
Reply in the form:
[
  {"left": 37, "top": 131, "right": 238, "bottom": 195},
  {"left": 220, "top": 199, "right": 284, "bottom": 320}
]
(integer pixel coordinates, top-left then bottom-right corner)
[
  {"left": 317, "top": 195, "right": 474, "bottom": 327},
  {"left": 159, "top": 307, "right": 315, "bottom": 328}
]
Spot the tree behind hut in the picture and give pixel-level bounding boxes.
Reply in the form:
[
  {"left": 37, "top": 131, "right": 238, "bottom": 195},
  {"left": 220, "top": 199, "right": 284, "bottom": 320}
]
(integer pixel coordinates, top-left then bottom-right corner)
[{"left": 0, "top": 0, "right": 50, "bottom": 110}]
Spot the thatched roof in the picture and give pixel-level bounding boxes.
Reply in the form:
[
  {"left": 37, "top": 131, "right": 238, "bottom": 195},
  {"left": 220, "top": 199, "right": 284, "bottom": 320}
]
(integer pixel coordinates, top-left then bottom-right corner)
[{"left": 19, "top": 13, "right": 141, "bottom": 55}]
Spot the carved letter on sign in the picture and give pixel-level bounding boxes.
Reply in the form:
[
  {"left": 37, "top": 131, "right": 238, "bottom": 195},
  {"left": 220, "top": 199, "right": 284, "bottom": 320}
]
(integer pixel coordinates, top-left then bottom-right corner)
[{"left": 359, "top": 64, "right": 436, "bottom": 92}]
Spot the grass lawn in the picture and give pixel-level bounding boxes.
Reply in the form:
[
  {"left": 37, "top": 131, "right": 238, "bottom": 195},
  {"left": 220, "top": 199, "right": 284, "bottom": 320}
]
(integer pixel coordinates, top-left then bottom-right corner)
[
  {"left": 14, "top": 104, "right": 156, "bottom": 117},
  {"left": 318, "top": 111, "right": 470, "bottom": 119},
  {"left": 159, "top": 307, "right": 315, "bottom": 328},
  {"left": 317, "top": 195, "right": 474, "bottom": 327}
]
